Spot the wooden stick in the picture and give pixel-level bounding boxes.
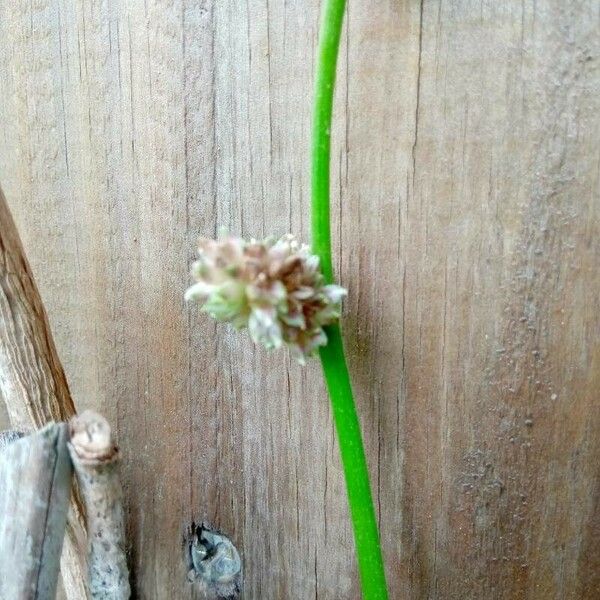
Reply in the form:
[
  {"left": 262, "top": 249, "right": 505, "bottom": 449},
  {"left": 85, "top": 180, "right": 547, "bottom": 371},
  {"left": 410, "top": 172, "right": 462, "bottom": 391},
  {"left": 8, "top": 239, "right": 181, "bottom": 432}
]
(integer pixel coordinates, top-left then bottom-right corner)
[
  {"left": 0, "top": 186, "right": 89, "bottom": 599},
  {"left": 69, "top": 410, "right": 131, "bottom": 599},
  {"left": 0, "top": 423, "right": 73, "bottom": 599}
]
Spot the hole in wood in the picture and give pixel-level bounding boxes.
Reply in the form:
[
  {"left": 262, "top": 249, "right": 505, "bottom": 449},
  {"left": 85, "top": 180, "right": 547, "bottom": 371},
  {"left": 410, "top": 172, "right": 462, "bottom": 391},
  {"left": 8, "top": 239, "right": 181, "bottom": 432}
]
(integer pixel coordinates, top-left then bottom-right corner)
[{"left": 186, "top": 522, "right": 241, "bottom": 599}]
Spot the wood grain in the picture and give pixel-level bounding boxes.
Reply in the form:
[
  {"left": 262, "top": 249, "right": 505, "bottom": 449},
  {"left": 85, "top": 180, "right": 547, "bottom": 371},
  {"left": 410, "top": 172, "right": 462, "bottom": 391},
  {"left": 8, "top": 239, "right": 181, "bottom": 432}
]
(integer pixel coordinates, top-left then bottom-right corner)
[
  {"left": 0, "top": 1, "right": 598, "bottom": 598},
  {"left": 0, "top": 423, "right": 72, "bottom": 599}
]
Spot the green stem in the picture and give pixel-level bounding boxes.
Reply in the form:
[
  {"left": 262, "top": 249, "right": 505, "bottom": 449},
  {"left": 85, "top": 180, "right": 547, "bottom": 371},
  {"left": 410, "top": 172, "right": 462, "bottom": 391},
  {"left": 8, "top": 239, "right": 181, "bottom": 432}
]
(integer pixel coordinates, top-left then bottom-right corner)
[{"left": 311, "top": 1, "right": 389, "bottom": 599}]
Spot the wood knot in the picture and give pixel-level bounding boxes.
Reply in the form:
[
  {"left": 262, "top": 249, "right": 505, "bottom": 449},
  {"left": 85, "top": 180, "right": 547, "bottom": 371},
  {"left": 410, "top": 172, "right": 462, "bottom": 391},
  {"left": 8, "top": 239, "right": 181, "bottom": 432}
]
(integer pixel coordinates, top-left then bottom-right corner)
[{"left": 186, "top": 522, "right": 241, "bottom": 599}]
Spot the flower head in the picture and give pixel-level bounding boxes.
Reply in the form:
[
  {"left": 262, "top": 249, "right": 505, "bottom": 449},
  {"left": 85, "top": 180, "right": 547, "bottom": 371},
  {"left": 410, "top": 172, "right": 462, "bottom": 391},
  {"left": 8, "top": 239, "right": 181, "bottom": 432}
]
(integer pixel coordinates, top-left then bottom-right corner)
[{"left": 185, "top": 233, "right": 346, "bottom": 363}]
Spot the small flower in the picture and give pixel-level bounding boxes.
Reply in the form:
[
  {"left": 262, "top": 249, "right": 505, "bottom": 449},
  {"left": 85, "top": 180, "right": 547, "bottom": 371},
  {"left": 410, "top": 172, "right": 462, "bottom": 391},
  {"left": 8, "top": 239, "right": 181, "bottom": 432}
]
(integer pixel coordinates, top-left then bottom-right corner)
[{"left": 185, "top": 233, "right": 347, "bottom": 363}]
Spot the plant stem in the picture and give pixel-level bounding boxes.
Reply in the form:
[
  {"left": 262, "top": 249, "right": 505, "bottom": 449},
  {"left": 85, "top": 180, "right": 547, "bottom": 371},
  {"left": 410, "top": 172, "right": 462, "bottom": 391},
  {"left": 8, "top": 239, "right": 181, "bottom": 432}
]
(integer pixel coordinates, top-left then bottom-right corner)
[{"left": 311, "top": 1, "right": 389, "bottom": 599}]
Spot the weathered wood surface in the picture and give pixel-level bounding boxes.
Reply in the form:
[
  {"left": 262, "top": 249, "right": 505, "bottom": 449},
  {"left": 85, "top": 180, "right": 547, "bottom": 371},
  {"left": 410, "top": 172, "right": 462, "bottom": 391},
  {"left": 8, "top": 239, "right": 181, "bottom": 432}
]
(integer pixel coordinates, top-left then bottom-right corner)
[
  {"left": 0, "top": 423, "right": 72, "bottom": 599},
  {"left": 0, "top": 429, "right": 23, "bottom": 450},
  {"left": 0, "top": 1, "right": 598, "bottom": 599},
  {"left": 0, "top": 188, "right": 89, "bottom": 599}
]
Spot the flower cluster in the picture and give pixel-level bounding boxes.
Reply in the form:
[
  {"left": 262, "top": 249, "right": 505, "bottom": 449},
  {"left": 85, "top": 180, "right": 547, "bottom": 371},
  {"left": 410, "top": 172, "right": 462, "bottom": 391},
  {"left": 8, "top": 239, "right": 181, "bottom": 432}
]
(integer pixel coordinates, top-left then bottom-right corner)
[{"left": 185, "top": 234, "right": 346, "bottom": 363}]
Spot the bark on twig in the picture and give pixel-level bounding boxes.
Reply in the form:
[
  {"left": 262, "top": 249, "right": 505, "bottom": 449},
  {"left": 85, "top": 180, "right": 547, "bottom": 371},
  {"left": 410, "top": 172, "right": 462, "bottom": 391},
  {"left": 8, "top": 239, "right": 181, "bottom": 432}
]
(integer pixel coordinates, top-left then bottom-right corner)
[
  {"left": 0, "top": 186, "right": 89, "bottom": 599},
  {"left": 69, "top": 410, "right": 131, "bottom": 599},
  {"left": 0, "top": 423, "right": 73, "bottom": 599}
]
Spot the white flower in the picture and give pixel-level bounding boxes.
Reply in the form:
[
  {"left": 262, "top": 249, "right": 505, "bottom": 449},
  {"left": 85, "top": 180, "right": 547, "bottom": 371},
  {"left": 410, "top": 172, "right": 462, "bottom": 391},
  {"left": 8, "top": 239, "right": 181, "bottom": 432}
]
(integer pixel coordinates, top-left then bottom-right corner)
[{"left": 186, "top": 234, "right": 347, "bottom": 362}]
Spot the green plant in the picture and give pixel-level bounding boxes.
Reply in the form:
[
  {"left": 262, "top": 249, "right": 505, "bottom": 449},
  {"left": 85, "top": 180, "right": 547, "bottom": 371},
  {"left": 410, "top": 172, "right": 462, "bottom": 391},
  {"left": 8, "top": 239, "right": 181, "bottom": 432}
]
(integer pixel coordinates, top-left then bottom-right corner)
[
  {"left": 186, "top": 1, "right": 389, "bottom": 596},
  {"left": 311, "top": 0, "right": 389, "bottom": 598}
]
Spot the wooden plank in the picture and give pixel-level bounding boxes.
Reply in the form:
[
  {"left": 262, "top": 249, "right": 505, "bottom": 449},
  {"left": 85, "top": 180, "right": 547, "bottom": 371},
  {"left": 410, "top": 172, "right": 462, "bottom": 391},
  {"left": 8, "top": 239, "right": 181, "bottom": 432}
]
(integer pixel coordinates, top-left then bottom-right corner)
[
  {"left": 395, "top": 3, "right": 600, "bottom": 598},
  {"left": 0, "top": 429, "right": 23, "bottom": 450},
  {"left": 0, "top": 1, "right": 598, "bottom": 598},
  {"left": 0, "top": 423, "right": 72, "bottom": 599}
]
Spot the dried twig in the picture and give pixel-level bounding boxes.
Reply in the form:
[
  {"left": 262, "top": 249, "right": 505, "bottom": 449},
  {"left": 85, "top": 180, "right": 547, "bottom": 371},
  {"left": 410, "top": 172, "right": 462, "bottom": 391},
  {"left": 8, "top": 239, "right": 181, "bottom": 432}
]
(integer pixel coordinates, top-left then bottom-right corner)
[
  {"left": 0, "top": 186, "right": 89, "bottom": 599},
  {"left": 68, "top": 410, "right": 131, "bottom": 599}
]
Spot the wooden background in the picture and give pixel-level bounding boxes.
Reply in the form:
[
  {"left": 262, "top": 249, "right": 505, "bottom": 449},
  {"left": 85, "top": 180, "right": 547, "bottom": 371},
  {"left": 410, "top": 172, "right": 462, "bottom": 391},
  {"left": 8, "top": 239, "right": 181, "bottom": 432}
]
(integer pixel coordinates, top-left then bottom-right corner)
[{"left": 1, "top": 0, "right": 599, "bottom": 598}]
